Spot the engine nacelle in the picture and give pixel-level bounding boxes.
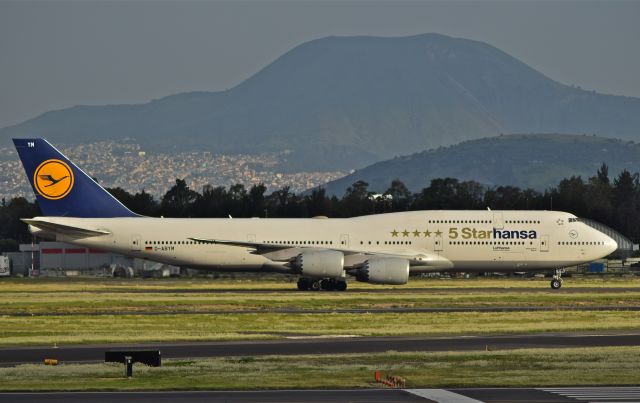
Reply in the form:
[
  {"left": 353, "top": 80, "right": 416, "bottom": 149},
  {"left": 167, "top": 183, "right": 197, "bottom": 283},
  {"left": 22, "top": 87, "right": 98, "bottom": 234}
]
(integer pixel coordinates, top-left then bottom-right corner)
[
  {"left": 292, "top": 250, "right": 344, "bottom": 278},
  {"left": 356, "top": 257, "right": 409, "bottom": 285}
]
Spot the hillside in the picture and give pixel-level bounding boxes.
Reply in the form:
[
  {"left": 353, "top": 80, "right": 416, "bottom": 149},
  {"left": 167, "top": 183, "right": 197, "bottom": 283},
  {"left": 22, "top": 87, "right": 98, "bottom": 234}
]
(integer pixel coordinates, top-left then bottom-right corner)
[
  {"left": 320, "top": 134, "right": 640, "bottom": 195},
  {"left": 3, "top": 34, "right": 640, "bottom": 171}
]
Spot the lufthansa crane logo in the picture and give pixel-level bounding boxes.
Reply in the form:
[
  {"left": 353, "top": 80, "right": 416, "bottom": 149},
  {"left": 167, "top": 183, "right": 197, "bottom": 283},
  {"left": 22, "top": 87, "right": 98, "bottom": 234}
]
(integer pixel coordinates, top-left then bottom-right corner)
[{"left": 33, "top": 159, "right": 74, "bottom": 200}]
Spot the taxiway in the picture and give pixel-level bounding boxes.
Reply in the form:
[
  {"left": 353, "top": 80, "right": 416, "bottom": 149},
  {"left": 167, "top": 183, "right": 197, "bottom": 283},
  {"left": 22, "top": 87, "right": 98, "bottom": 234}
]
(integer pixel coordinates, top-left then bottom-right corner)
[{"left": 2, "top": 331, "right": 639, "bottom": 366}]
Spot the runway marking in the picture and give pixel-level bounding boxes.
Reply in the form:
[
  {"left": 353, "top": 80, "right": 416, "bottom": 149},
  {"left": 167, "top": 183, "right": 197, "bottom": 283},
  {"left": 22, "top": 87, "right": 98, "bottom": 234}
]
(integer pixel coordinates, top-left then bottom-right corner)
[
  {"left": 285, "top": 334, "right": 359, "bottom": 339},
  {"left": 540, "top": 387, "right": 640, "bottom": 402},
  {"left": 406, "top": 389, "right": 484, "bottom": 402}
]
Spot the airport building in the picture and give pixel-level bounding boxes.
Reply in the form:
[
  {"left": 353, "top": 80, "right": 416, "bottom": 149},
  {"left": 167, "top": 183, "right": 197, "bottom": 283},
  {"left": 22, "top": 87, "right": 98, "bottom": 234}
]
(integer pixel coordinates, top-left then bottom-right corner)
[{"left": 2, "top": 242, "right": 179, "bottom": 278}]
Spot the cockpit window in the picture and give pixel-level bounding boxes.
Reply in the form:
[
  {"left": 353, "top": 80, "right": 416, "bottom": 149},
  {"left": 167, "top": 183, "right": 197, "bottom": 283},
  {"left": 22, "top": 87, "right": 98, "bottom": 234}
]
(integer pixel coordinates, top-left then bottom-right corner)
[{"left": 568, "top": 218, "right": 581, "bottom": 223}]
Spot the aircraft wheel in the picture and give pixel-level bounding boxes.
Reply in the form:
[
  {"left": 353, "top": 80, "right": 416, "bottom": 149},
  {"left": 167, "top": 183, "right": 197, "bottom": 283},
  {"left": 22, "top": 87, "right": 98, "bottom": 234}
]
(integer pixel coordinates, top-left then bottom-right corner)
[
  {"left": 310, "top": 280, "right": 322, "bottom": 291},
  {"left": 335, "top": 281, "right": 347, "bottom": 292},
  {"left": 320, "top": 278, "right": 336, "bottom": 291},
  {"left": 550, "top": 279, "right": 562, "bottom": 290},
  {"left": 297, "top": 278, "right": 311, "bottom": 291}
]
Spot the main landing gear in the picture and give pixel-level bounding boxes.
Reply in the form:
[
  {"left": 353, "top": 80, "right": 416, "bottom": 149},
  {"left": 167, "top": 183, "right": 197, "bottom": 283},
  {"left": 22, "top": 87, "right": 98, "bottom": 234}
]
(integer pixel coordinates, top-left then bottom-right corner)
[
  {"left": 297, "top": 277, "right": 347, "bottom": 292},
  {"left": 550, "top": 269, "right": 564, "bottom": 290}
]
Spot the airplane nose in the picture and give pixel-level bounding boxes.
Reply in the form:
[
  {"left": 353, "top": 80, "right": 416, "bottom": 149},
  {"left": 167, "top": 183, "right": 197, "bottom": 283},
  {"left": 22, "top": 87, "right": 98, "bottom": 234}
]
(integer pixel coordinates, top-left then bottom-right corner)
[{"left": 605, "top": 235, "right": 618, "bottom": 255}]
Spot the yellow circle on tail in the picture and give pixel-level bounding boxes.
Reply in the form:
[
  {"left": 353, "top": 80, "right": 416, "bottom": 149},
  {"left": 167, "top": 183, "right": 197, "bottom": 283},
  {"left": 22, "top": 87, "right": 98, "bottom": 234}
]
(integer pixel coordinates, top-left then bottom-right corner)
[{"left": 33, "top": 159, "right": 74, "bottom": 200}]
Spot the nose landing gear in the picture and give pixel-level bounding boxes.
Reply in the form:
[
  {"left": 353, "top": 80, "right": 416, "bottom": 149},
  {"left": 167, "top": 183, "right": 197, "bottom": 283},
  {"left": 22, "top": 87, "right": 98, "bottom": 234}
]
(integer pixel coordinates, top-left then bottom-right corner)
[{"left": 550, "top": 269, "right": 564, "bottom": 289}]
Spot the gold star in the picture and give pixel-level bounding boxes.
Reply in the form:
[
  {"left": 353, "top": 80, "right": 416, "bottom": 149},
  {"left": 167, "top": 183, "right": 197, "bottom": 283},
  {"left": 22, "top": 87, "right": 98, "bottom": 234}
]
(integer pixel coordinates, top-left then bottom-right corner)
[
  {"left": 391, "top": 229, "right": 399, "bottom": 237},
  {"left": 423, "top": 230, "right": 432, "bottom": 237},
  {"left": 402, "top": 229, "right": 410, "bottom": 237},
  {"left": 434, "top": 229, "right": 443, "bottom": 237},
  {"left": 413, "top": 230, "right": 421, "bottom": 237}
]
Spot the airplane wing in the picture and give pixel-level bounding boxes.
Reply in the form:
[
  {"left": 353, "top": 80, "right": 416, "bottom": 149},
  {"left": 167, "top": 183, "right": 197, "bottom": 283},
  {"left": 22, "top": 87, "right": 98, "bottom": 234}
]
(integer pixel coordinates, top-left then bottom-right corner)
[
  {"left": 189, "top": 237, "right": 387, "bottom": 256},
  {"left": 188, "top": 237, "right": 297, "bottom": 254},
  {"left": 22, "top": 218, "right": 111, "bottom": 237},
  {"left": 188, "top": 237, "right": 450, "bottom": 268}
]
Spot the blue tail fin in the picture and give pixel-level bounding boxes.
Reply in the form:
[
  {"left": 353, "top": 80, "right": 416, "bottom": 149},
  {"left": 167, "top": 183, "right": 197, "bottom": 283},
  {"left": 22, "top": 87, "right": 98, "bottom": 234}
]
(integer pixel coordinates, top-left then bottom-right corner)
[{"left": 13, "top": 138, "right": 138, "bottom": 217}]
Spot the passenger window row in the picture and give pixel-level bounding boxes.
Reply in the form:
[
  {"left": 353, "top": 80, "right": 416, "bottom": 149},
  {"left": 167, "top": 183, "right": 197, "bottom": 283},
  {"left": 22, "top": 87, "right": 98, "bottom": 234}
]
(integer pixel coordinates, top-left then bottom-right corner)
[
  {"left": 429, "top": 220, "right": 492, "bottom": 224},
  {"left": 264, "top": 240, "right": 333, "bottom": 245},
  {"left": 145, "top": 240, "right": 203, "bottom": 245},
  {"left": 558, "top": 241, "right": 604, "bottom": 245},
  {"left": 450, "top": 241, "right": 530, "bottom": 245}
]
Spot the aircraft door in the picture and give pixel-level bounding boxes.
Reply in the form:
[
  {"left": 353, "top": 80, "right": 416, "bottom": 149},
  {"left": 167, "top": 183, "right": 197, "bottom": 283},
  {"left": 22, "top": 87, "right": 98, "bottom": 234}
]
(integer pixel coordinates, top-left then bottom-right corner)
[
  {"left": 493, "top": 212, "right": 504, "bottom": 229},
  {"left": 247, "top": 234, "right": 256, "bottom": 243},
  {"left": 131, "top": 234, "right": 141, "bottom": 251},
  {"left": 434, "top": 233, "right": 443, "bottom": 252},
  {"left": 540, "top": 235, "right": 549, "bottom": 252},
  {"left": 340, "top": 234, "right": 349, "bottom": 248}
]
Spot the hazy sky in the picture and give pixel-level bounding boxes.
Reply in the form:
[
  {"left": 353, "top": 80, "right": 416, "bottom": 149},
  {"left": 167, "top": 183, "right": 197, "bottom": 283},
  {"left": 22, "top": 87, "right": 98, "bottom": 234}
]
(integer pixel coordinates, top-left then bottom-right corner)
[{"left": 1, "top": 1, "right": 639, "bottom": 129}]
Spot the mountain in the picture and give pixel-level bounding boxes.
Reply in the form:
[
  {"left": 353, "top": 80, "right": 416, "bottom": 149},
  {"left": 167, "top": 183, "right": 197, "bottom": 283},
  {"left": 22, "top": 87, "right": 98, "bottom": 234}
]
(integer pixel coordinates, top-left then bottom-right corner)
[
  {"left": 3, "top": 34, "right": 640, "bottom": 171},
  {"left": 320, "top": 134, "right": 640, "bottom": 196}
]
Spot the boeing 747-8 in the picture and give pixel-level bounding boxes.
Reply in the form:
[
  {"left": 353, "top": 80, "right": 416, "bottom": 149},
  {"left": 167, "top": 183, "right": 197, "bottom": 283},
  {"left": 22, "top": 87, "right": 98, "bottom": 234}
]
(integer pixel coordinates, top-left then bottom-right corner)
[{"left": 14, "top": 139, "right": 617, "bottom": 290}]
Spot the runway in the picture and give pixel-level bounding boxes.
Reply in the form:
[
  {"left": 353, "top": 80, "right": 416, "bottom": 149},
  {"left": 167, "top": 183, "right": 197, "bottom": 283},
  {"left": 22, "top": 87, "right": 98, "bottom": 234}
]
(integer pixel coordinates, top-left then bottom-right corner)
[
  {"left": 3, "top": 387, "right": 640, "bottom": 402},
  {"left": 2, "top": 331, "right": 639, "bottom": 366}
]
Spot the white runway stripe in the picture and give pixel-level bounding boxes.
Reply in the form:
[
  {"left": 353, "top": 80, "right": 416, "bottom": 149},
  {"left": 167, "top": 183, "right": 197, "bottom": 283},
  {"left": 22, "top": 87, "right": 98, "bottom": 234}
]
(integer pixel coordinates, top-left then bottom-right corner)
[
  {"left": 540, "top": 387, "right": 640, "bottom": 402},
  {"left": 405, "top": 389, "right": 485, "bottom": 402}
]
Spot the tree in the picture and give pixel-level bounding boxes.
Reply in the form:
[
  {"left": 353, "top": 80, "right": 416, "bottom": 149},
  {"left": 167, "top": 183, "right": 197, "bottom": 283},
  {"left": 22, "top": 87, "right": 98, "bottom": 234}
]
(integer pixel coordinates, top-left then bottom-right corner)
[
  {"left": 268, "top": 186, "right": 304, "bottom": 217},
  {"left": 586, "top": 164, "right": 613, "bottom": 224},
  {"left": 611, "top": 170, "right": 640, "bottom": 240},
  {"left": 160, "top": 179, "right": 199, "bottom": 217},
  {"left": 304, "top": 188, "right": 330, "bottom": 217},
  {"left": 596, "top": 163, "right": 610, "bottom": 185},
  {"left": 384, "top": 179, "right": 412, "bottom": 212},
  {"left": 130, "top": 190, "right": 159, "bottom": 216},
  {"left": 248, "top": 184, "right": 267, "bottom": 217},
  {"left": 552, "top": 176, "right": 589, "bottom": 217},
  {"left": 193, "top": 185, "right": 229, "bottom": 218},
  {"left": 0, "top": 197, "right": 40, "bottom": 246},
  {"left": 484, "top": 185, "right": 534, "bottom": 210},
  {"left": 342, "top": 181, "right": 374, "bottom": 216},
  {"left": 413, "top": 178, "right": 460, "bottom": 209}
]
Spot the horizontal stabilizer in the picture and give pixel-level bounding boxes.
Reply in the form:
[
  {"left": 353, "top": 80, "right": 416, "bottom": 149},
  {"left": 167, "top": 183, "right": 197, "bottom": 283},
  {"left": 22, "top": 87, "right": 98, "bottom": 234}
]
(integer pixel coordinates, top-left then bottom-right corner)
[{"left": 23, "top": 219, "right": 111, "bottom": 237}]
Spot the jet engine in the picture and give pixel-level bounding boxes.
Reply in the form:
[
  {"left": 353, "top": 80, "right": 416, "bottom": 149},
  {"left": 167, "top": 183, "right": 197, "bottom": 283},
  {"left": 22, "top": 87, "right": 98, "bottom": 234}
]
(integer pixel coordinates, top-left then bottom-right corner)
[
  {"left": 292, "top": 250, "right": 344, "bottom": 278},
  {"left": 355, "top": 257, "right": 409, "bottom": 285}
]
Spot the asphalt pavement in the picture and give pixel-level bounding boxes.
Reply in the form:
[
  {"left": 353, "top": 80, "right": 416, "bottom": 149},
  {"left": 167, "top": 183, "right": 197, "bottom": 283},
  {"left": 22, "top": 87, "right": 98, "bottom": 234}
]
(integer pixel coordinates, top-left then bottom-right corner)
[
  {"left": 2, "top": 331, "right": 639, "bottom": 366},
  {"left": 3, "top": 387, "right": 640, "bottom": 403}
]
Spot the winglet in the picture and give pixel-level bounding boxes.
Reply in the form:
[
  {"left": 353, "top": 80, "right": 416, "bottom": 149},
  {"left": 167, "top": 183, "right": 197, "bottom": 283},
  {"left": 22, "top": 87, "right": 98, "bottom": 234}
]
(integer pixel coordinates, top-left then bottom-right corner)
[{"left": 13, "top": 139, "right": 139, "bottom": 218}]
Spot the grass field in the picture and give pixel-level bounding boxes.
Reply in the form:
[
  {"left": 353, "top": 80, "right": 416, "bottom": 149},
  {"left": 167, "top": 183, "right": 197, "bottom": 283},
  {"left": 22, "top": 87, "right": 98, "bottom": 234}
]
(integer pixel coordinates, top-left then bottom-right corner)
[
  {"left": 3, "top": 276, "right": 640, "bottom": 292},
  {"left": 1, "top": 277, "right": 640, "bottom": 391},
  {"left": 1, "top": 347, "right": 639, "bottom": 391},
  {"left": 1, "top": 277, "right": 639, "bottom": 315},
  {"left": 3, "top": 310, "right": 640, "bottom": 345},
  {"left": 1, "top": 277, "right": 639, "bottom": 346}
]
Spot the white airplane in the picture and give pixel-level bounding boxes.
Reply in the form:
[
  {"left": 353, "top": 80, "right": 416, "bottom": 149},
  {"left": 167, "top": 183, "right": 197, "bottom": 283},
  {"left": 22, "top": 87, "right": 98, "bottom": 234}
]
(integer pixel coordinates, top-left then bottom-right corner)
[{"left": 14, "top": 139, "right": 617, "bottom": 290}]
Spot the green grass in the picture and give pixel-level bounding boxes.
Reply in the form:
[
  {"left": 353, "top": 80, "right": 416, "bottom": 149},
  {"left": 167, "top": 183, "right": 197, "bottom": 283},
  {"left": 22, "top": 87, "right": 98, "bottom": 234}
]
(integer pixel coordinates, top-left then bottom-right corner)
[
  {"left": 1, "top": 278, "right": 639, "bottom": 391},
  {"left": 2, "top": 276, "right": 640, "bottom": 293},
  {"left": 1, "top": 277, "right": 640, "bottom": 345},
  {"left": 2, "top": 310, "right": 640, "bottom": 346},
  {"left": 1, "top": 347, "right": 639, "bottom": 391},
  {"left": 1, "top": 277, "right": 639, "bottom": 315}
]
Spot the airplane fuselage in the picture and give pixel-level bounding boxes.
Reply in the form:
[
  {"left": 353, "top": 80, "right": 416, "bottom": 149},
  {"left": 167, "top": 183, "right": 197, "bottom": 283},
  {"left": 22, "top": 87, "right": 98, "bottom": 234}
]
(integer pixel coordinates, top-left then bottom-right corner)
[{"left": 33, "top": 209, "right": 617, "bottom": 274}]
